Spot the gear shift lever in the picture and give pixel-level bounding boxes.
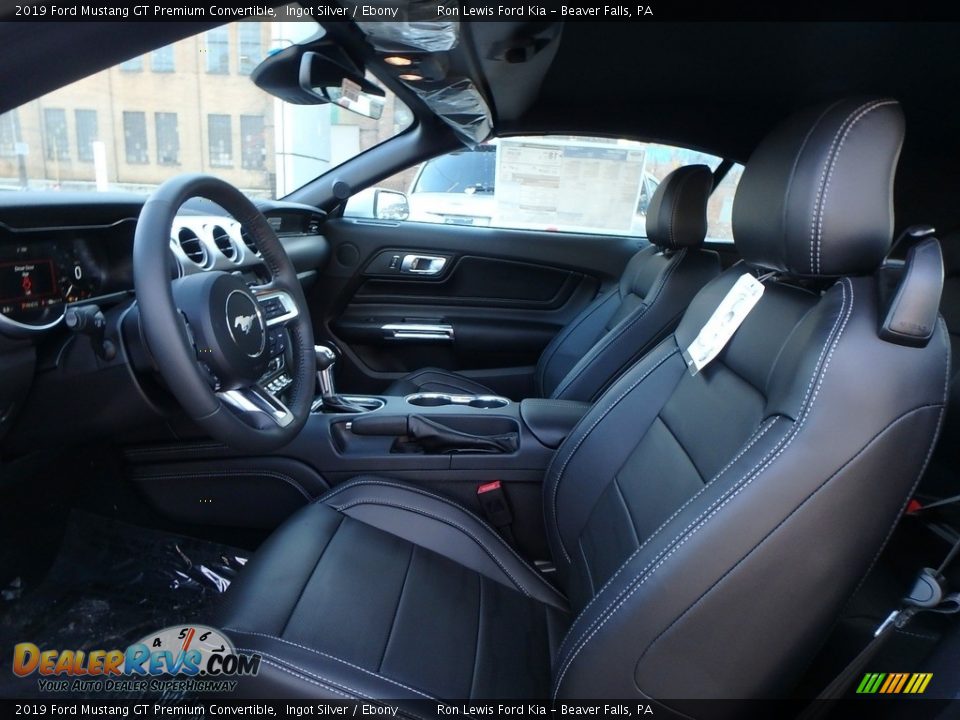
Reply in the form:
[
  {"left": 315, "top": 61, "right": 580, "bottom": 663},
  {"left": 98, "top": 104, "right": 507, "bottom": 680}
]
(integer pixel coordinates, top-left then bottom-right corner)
[
  {"left": 314, "top": 344, "right": 369, "bottom": 413},
  {"left": 314, "top": 345, "right": 337, "bottom": 398}
]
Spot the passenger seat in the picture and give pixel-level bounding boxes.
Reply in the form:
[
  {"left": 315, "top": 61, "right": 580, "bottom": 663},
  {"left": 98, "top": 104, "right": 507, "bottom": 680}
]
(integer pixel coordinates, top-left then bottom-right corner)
[{"left": 385, "top": 164, "right": 722, "bottom": 402}]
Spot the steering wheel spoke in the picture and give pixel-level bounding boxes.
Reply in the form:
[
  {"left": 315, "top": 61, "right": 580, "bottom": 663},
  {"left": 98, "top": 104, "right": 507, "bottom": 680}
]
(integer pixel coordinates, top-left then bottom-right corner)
[
  {"left": 218, "top": 383, "right": 295, "bottom": 429},
  {"left": 255, "top": 288, "right": 300, "bottom": 328}
]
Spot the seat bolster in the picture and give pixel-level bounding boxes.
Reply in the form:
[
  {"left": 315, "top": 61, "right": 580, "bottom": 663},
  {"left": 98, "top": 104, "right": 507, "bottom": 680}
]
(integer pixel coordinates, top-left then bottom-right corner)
[
  {"left": 384, "top": 368, "right": 497, "bottom": 397},
  {"left": 535, "top": 286, "right": 624, "bottom": 398},
  {"left": 224, "top": 627, "right": 441, "bottom": 702},
  {"left": 320, "top": 477, "right": 569, "bottom": 612},
  {"left": 551, "top": 249, "right": 721, "bottom": 401}
]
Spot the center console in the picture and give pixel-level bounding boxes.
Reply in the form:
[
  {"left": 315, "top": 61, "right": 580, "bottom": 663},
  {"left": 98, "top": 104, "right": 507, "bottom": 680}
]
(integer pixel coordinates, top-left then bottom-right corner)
[{"left": 127, "top": 345, "right": 590, "bottom": 557}]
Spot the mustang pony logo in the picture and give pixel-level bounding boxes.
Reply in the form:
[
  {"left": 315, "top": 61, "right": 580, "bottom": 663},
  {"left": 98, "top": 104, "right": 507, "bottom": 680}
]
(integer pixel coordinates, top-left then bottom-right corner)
[{"left": 233, "top": 314, "right": 256, "bottom": 334}]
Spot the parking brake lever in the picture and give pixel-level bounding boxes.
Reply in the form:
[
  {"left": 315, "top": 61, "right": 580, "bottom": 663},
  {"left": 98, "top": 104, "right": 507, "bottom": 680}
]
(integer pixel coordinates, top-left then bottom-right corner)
[{"left": 350, "top": 414, "right": 518, "bottom": 454}]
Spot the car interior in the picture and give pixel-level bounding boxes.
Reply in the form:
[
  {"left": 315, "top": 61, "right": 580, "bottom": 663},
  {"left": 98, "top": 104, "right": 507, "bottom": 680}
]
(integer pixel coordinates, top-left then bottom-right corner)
[{"left": 2, "top": 14, "right": 960, "bottom": 716}]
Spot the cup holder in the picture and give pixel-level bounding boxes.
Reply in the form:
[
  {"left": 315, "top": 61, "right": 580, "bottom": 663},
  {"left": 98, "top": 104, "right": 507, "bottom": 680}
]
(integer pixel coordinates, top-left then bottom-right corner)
[
  {"left": 312, "top": 395, "right": 385, "bottom": 414},
  {"left": 467, "top": 396, "right": 510, "bottom": 409},
  {"left": 405, "top": 392, "right": 510, "bottom": 409}
]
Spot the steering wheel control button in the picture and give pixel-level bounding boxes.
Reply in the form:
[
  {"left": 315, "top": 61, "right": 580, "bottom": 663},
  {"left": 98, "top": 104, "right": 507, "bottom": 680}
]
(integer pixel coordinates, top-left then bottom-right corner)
[
  {"left": 260, "top": 296, "right": 285, "bottom": 319},
  {"left": 225, "top": 290, "right": 266, "bottom": 358}
]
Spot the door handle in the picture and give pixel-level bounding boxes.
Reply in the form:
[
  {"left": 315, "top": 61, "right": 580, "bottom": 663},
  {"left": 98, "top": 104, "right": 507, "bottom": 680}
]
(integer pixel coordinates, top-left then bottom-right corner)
[
  {"left": 382, "top": 323, "right": 454, "bottom": 342},
  {"left": 400, "top": 254, "right": 447, "bottom": 275}
]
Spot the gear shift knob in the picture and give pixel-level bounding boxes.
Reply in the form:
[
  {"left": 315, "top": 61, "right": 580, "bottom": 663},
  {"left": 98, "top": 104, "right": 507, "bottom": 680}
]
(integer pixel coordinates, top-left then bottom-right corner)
[{"left": 314, "top": 345, "right": 337, "bottom": 397}]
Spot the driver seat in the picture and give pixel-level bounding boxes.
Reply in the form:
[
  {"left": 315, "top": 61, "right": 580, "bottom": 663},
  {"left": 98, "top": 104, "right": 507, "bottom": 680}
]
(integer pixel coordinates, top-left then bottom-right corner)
[{"left": 216, "top": 98, "right": 949, "bottom": 702}]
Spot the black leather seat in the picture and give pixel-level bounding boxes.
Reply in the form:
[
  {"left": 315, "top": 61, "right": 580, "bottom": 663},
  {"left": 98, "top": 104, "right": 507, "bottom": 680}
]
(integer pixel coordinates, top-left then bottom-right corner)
[
  {"left": 384, "top": 165, "right": 721, "bottom": 402},
  {"left": 217, "top": 98, "right": 949, "bottom": 702}
]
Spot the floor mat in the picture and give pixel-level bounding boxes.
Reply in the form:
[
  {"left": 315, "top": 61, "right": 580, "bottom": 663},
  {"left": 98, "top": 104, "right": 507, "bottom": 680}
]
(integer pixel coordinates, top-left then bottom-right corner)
[{"left": 0, "top": 509, "right": 248, "bottom": 698}]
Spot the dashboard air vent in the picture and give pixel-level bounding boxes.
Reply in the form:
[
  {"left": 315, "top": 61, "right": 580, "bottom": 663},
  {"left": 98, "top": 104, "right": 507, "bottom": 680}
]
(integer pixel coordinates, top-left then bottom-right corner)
[
  {"left": 177, "top": 228, "right": 208, "bottom": 266},
  {"left": 210, "top": 225, "right": 237, "bottom": 261}
]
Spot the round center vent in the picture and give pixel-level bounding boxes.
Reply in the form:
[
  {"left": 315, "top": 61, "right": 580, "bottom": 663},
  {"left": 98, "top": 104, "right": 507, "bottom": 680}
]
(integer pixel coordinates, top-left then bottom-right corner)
[
  {"left": 210, "top": 225, "right": 237, "bottom": 261},
  {"left": 177, "top": 228, "right": 208, "bottom": 266}
]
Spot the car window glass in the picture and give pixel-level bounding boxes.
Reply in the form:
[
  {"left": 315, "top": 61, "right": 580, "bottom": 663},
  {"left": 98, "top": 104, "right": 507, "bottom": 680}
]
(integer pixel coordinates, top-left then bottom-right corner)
[
  {"left": 347, "top": 136, "right": 723, "bottom": 237},
  {"left": 0, "top": 13, "right": 413, "bottom": 200}
]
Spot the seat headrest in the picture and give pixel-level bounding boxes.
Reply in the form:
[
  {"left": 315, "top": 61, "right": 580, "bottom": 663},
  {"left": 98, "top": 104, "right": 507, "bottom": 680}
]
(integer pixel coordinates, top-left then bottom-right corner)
[
  {"left": 733, "top": 98, "right": 905, "bottom": 277},
  {"left": 646, "top": 164, "right": 712, "bottom": 249}
]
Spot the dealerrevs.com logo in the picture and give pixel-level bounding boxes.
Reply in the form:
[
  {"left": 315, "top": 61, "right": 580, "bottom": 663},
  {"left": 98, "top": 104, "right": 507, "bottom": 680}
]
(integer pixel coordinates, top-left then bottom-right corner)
[{"left": 12, "top": 625, "right": 260, "bottom": 694}]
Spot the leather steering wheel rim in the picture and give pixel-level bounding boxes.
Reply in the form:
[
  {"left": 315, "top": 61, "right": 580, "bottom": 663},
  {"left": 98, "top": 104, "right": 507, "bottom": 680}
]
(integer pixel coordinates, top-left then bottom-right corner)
[{"left": 133, "top": 173, "right": 316, "bottom": 452}]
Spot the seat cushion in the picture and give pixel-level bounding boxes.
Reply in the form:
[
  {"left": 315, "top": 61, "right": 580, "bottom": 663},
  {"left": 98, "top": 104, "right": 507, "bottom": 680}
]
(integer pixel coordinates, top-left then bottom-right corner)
[
  {"left": 216, "top": 479, "right": 568, "bottom": 700},
  {"left": 384, "top": 367, "right": 497, "bottom": 397}
]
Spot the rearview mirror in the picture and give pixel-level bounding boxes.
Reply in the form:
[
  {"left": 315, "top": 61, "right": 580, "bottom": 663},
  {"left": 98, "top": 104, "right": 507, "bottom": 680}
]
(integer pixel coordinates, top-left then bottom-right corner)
[
  {"left": 252, "top": 42, "right": 386, "bottom": 121},
  {"left": 299, "top": 52, "right": 385, "bottom": 120}
]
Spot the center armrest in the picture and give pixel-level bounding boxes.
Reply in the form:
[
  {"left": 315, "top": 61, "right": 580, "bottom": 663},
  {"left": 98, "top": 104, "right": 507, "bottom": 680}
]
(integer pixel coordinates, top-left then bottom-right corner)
[{"left": 519, "top": 398, "right": 591, "bottom": 449}]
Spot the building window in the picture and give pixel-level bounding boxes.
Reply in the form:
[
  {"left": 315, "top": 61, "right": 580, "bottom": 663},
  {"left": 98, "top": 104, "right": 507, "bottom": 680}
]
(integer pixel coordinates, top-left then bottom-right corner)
[
  {"left": 208, "top": 114, "right": 232, "bottom": 167},
  {"left": 0, "top": 112, "right": 18, "bottom": 157},
  {"left": 119, "top": 56, "right": 144, "bottom": 72},
  {"left": 123, "top": 111, "right": 148, "bottom": 164},
  {"left": 75, "top": 110, "right": 98, "bottom": 163},
  {"left": 43, "top": 108, "right": 69, "bottom": 161},
  {"left": 151, "top": 46, "right": 175, "bottom": 73},
  {"left": 155, "top": 112, "right": 179, "bottom": 165},
  {"left": 205, "top": 27, "right": 229, "bottom": 74},
  {"left": 238, "top": 22, "right": 262, "bottom": 75},
  {"left": 240, "top": 115, "right": 265, "bottom": 170}
]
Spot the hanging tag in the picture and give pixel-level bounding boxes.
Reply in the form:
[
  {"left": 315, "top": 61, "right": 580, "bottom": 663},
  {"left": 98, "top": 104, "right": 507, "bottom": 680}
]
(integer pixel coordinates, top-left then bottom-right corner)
[{"left": 682, "top": 273, "right": 765, "bottom": 375}]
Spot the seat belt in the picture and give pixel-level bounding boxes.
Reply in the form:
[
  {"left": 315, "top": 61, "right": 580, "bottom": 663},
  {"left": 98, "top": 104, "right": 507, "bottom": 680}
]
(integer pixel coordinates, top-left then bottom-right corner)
[
  {"left": 477, "top": 480, "right": 516, "bottom": 546},
  {"left": 800, "top": 528, "right": 960, "bottom": 718}
]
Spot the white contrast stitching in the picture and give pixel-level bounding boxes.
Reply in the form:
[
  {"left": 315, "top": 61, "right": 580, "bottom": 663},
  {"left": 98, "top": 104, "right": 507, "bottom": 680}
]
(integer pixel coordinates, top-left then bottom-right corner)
[
  {"left": 547, "top": 346, "right": 681, "bottom": 562},
  {"left": 239, "top": 653, "right": 355, "bottom": 699},
  {"left": 552, "top": 278, "right": 853, "bottom": 698},
  {"left": 539, "top": 288, "right": 621, "bottom": 394},
  {"left": 248, "top": 651, "right": 435, "bottom": 720},
  {"left": 331, "top": 496, "right": 533, "bottom": 598},
  {"left": 553, "top": 414, "right": 780, "bottom": 661},
  {"left": 226, "top": 628, "right": 438, "bottom": 700},
  {"left": 319, "top": 478, "right": 566, "bottom": 604},
  {"left": 811, "top": 100, "right": 896, "bottom": 274},
  {"left": 556, "top": 304, "right": 842, "bottom": 670},
  {"left": 552, "top": 249, "right": 686, "bottom": 400}
]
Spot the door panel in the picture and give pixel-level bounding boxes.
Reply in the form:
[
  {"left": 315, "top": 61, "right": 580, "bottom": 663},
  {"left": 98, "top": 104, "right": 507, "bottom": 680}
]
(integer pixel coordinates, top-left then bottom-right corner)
[{"left": 311, "top": 218, "right": 645, "bottom": 396}]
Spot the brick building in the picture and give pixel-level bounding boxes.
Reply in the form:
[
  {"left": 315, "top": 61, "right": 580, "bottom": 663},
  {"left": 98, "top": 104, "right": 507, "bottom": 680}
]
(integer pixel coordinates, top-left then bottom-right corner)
[{"left": 0, "top": 21, "right": 411, "bottom": 199}]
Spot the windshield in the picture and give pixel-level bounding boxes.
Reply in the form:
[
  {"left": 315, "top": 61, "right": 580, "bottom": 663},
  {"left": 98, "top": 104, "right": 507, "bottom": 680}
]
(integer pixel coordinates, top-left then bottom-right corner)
[{"left": 0, "top": 18, "right": 412, "bottom": 199}]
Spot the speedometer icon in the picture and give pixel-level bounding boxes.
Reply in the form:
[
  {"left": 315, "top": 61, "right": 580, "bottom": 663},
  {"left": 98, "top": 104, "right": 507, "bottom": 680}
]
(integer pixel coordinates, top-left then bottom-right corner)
[{"left": 133, "top": 624, "right": 234, "bottom": 675}]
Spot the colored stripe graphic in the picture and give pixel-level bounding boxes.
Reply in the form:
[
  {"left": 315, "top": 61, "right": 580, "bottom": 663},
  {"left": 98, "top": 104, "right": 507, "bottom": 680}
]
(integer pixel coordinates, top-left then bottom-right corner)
[{"left": 857, "top": 672, "right": 932, "bottom": 694}]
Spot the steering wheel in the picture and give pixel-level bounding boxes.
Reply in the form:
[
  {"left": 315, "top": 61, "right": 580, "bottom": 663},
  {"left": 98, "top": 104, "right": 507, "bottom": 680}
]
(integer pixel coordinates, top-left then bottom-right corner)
[{"left": 133, "top": 174, "right": 316, "bottom": 452}]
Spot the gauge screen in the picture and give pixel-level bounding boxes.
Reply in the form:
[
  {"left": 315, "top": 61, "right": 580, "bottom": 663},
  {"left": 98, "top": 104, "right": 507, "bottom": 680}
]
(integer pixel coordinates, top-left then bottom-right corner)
[
  {"left": 0, "top": 239, "right": 103, "bottom": 326},
  {"left": 0, "top": 259, "right": 58, "bottom": 306}
]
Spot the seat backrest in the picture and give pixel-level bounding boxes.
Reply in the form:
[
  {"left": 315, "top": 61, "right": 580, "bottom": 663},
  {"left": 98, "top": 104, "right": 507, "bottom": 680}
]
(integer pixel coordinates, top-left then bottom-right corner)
[
  {"left": 536, "top": 165, "right": 720, "bottom": 401},
  {"left": 544, "top": 98, "right": 949, "bottom": 700}
]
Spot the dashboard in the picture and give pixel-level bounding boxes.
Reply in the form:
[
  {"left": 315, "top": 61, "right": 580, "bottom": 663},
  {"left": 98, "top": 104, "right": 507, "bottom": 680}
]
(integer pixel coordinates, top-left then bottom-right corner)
[
  {"left": 0, "top": 223, "right": 131, "bottom": 329},
  {"left": 0, "top": 194, "right": 327, "bottom": 335},
  {"left": 0, "top": 192, "right": 330, "bottom": 451}
]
